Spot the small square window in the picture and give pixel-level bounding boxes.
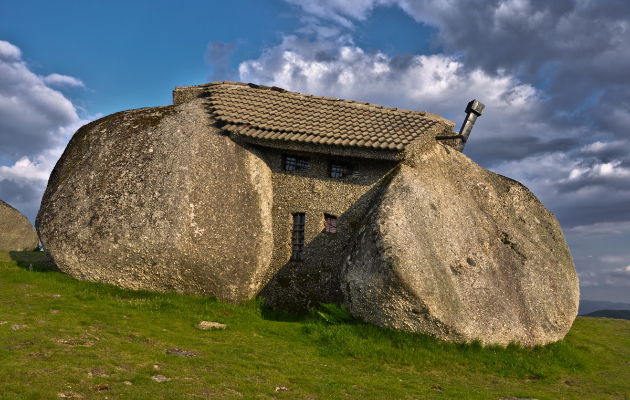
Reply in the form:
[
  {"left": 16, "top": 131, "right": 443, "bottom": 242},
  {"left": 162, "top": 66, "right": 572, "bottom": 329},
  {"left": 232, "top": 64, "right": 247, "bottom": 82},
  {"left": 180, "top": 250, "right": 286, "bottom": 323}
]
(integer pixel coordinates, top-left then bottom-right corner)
[
  {"left": 291, "top": 213, "right": 305, "bottom": 260},
  {"left": 284, "top": 154, "right": 310, "bottom": 171},
  {"left": 324, "top": 214, "right": 337, "bottom": 234},
  {"left": 329, "top": 161, "right": 358, "bottom": 178}
]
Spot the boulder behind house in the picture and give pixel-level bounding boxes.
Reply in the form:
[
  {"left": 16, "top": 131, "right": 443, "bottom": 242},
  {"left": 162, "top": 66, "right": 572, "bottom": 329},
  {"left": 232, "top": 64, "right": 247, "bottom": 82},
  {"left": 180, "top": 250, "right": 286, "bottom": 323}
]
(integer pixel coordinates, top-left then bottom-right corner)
[{"left": 0, "top": 200, "right": 39, "bottom": 251}]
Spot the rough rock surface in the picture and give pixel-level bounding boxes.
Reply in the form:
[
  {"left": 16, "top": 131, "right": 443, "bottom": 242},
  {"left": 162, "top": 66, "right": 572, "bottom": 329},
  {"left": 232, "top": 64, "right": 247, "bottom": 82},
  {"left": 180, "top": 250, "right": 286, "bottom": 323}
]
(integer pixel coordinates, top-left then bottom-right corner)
[
  {"left": 341, "top": 143, "right": 579, "bottom": 346},
  {"left": 0, "top": 200, "right": 39, "bottom": 251},
  {"left": 36, "top": 99, "right": 274, "bottom": 303}
]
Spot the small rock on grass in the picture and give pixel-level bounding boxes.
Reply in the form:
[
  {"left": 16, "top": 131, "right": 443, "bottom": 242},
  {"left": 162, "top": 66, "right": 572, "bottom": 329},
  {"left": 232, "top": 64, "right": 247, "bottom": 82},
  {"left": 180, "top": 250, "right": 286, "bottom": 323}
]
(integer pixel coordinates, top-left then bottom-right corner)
[
  {"left": 500, "top": 398, "right": 540, "bottom": 400},
  {"left": 151, "top": 374, "right": 168, "bottom": 382},
  {"left": 11, "top": 324, "right": 24, "bottom": 330},
  {"left": 123, "top": 381, "right": 133, "bottom": 386},
  {"left": 57, "top": 392, "right": 82, "bottom": 399},
  {"left": 165, "top": 348, "right": 196, "bottom": 357},
  {"left": 87, "top": 368, "right": 108, "bottom": 378},
  {"left": 196, "top": 321, "right": 226, "bottom": 330},
  {"left": 92, "top": 383, "right": 110, "bottom": 392}
]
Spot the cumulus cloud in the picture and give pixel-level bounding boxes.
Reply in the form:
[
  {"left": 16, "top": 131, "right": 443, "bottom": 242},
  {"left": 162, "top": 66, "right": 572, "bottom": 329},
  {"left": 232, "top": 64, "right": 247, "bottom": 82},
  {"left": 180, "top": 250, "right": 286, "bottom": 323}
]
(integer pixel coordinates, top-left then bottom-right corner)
[
  {"left": 238, "top": 35, "right": 547, "bottom": 131},
  {"left": 0, "top": 40, "right": 93, "bottom": 222},
  {"left": 0, "top": 40, "right": 85, "bottom": 160},
  {"left": 283, "top": 0, "right": 630, "bottom": 142},
  {"left": 236, "top": 32, "right": 630, "bottom": 233},
  {"left": 0, "top": 40, "right": 21, "bottom": 61}
]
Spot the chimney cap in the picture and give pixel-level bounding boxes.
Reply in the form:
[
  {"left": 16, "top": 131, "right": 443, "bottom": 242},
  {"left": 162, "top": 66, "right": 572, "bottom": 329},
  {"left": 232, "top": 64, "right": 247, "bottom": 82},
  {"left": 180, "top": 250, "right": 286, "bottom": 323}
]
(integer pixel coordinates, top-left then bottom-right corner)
[{"left": 465, "top": 99, "right": 485, "bottom": 116}]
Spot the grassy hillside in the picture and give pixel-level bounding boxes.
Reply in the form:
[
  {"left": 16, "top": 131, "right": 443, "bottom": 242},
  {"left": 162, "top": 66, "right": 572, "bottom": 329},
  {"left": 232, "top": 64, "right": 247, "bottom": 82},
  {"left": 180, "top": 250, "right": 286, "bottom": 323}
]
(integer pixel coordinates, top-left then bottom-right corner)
[{"left": 1, "top": 251, "right": 629, "bottom": 399}]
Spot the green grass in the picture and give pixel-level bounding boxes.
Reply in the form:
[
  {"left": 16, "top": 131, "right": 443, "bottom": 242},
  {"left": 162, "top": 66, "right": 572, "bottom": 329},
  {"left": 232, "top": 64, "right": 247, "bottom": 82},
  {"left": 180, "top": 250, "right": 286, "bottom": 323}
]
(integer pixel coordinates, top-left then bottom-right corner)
[{"left": 1, "top": 251, "right": 629, "bottom": 399}]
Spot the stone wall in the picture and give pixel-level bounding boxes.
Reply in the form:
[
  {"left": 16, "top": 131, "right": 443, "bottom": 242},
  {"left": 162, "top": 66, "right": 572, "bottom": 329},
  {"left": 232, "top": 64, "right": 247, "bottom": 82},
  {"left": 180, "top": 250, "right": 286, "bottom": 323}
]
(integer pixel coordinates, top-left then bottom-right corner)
[
  {"left": 256, "top": 147, "right": 397, "bottom": 311},
  {"left": 173, "top": 85, "right": 209, "bottom": 106}
]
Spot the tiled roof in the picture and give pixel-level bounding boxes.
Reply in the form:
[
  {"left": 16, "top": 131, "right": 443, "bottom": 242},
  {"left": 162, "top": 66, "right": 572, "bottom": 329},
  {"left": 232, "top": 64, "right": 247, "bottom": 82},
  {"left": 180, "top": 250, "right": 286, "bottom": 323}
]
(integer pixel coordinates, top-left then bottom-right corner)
[{"left": 191, "top": 81, "right": 454, "bottom": 152}]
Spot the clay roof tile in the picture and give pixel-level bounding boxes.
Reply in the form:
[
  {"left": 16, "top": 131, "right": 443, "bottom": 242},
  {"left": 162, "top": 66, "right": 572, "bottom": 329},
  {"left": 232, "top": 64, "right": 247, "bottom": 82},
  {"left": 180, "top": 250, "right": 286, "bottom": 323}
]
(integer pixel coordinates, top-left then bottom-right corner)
[{"left": 197, "top": 82, "right": 452, "bottom": 152}]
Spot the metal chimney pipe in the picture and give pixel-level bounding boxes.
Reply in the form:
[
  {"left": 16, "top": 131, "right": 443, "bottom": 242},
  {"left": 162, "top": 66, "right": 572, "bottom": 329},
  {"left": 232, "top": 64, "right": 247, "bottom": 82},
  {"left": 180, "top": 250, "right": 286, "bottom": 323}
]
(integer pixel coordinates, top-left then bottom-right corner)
[
  {"left": 435, "top": 99, "right": 485, "bottom": 152},
  {"left": 457, "top": 99, "right": 485, "bottom": 152}
]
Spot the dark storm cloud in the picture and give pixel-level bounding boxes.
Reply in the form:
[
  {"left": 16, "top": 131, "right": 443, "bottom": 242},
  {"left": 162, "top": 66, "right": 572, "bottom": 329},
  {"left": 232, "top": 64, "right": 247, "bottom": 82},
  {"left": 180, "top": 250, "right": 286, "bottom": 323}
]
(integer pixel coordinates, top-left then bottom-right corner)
[
  {"left": 579, "top": 140, "right": 630, "bottom": 163},
  {"left": 413, "top": 0, "right": 630, "bottom": 79},
  {"left": 467, "top": 136, "right": 581, "bottom": 165},
  {"left": 554, "top": 196, "right": 630, "bottom": 229}
]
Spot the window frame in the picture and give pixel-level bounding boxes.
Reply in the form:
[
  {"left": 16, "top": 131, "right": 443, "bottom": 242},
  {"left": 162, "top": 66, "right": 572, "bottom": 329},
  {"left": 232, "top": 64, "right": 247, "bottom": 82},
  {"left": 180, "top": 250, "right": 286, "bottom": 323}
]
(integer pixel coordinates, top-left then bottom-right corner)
[
  {"left": 291, "top": 213, "right": 306, "bottom": 261},
  {"left": 324, "top": 214, "right": 337, "bottom": 234},
  {"left": 283, "top": 154, "right": 311, "bottom": 172},
  {"left": 328, "top": 160, "right": 359, "bottom": 178}
]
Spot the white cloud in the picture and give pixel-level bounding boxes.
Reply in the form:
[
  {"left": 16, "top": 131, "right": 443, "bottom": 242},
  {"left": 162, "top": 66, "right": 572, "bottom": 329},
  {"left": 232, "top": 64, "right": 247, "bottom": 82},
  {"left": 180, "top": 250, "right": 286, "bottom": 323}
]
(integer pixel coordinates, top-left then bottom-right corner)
[
  {"left": 0, "top": 40, "right": 95, "bottom": 222},
  {"left": 43, "top": 73, "right": 85, "bottom": 88},
  {"left": 236, "top": 34, "right": 630, "bottom": 233},
  {"left": 0, "top": 41, "right": 85, "bottom": 159},
  {"left": 0, "top": 154, "right": 57, "bottom": 182},
  {"left": 238, "top": 35, "right": 544, "bottom": 133},
  {"left": 0, "top": 40, "right": 21, "bottom": 61}
]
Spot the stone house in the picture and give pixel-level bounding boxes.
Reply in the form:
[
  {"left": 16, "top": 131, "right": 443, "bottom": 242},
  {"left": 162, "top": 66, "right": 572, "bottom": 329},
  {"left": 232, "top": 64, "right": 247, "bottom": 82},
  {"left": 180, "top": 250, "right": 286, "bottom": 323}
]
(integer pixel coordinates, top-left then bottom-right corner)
[
  {"left": 173, "top": 81, "right": 458, "bottom": 310},
  {"left": 38, "top": 81, "right": 578, "bottom": 344}
]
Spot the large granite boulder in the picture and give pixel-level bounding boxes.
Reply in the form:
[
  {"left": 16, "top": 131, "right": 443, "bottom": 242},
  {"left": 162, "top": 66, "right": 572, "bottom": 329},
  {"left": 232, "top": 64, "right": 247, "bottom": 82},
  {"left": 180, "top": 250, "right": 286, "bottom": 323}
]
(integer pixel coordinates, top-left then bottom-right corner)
[
  {"left": 0, "top": 200, "right": 39, "bottom": 251},
  {"left": 341, "top": 143, "right": 579, "bottom": 346},
  {"left": 36, "top": 99, "right": 274, "bottom": 303}
]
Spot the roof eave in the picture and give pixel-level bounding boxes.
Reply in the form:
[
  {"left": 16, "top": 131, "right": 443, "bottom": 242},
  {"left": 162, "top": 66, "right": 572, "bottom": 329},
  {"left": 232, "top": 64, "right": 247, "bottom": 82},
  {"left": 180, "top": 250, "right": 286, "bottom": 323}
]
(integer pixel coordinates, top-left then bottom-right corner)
[{"left": 234, "top": 135, "right": 404, "bottom": 161}]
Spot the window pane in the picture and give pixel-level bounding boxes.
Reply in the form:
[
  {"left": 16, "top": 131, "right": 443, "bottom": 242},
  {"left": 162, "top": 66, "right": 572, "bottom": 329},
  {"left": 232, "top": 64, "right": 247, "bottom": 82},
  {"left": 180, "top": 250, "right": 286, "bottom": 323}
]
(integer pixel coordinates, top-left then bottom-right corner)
[
  {"left": 329, "top": 162, "right": 358, "bottom": 178},
  {"left": 291, "top": 213, "right": 306, "bottom": 260},
  {"left": 330, "top": 164, "right": 343, "bottom": 178},
  {"left": 284, "top": 155, "right": 310, "bottom": 171},
  {"left": 324, "top": 215, "right": 337, "bottom": 234}
]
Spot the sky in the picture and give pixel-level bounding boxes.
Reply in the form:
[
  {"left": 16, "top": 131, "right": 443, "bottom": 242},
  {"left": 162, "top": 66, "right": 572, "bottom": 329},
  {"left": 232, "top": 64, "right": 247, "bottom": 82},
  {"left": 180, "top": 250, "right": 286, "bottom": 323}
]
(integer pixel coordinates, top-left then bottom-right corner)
[{"left": 1, "top": 0, "right": 629, "bottom": 303}]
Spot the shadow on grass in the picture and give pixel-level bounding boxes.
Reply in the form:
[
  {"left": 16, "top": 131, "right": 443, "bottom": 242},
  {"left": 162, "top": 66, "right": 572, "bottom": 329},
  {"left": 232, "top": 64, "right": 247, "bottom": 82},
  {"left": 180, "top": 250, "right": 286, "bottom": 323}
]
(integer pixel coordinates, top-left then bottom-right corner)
[
  {"left": 9, "top": 251, "right": 60, "bottom": 273},
  {"left": 257, "top": 298, "right": 311, "bottom": 323}
]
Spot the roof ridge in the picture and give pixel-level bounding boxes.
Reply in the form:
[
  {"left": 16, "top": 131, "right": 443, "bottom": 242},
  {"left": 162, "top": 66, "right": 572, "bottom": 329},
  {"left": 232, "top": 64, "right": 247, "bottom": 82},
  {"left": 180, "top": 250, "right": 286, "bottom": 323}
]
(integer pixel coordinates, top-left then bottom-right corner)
[{"left": 200, "top": 81, "right": 433, "bottom": 116}]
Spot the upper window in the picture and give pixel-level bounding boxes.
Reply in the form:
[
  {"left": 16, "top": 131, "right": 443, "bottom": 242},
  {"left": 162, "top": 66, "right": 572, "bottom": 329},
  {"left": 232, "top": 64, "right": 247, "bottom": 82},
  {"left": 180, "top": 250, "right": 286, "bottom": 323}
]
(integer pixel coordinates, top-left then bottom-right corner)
[
  {"left": 324, "top": 214, "right": 337, "bottom": 234},
  {"left": 291, "top": 213, "right": 305, "bottom": 261},
  {"left": 329, "top": 161, "right": 359, "bottom": 178},
  {"left": 284, "top": 154, "right": 311, "bottom": 171}
]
